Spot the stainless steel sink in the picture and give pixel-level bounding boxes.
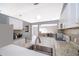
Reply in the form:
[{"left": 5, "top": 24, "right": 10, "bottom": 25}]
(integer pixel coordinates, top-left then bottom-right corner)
[{"left": 28, "top": 45, "right": 53, "bottom": 56}]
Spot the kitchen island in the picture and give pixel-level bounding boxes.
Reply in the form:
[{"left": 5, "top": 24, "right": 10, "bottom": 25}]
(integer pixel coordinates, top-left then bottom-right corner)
[{"left": 0, "top": 44, "right": 48, "bottom": 56}]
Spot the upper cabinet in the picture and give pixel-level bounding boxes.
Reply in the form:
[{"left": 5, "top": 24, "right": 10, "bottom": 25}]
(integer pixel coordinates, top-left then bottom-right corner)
[
  {"left": 76, "top": 3, "right": 79, "bottom": 24},
  {"left": 9, "top": 17, "right": 23, "bottom": 30},
  {"left": 59, "top": 3, "right": 79, "bottom": 29}
]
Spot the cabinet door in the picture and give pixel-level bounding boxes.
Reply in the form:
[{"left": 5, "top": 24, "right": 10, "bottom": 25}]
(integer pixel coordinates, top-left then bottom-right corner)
[
  {"left": 76, "top": 3, "right": 79, "bottom": 24},
  {"left": 59, "top": 4, "right": 70, "bottom": 29},
  {"left": 9, "top": 17, "right": 23, "bottom": 30},
  {"left": 59, "top": 4, "right": 79, "bottom": 29},
  {"left": 70, "top": 3, "right": 79, "bottom": 27}
]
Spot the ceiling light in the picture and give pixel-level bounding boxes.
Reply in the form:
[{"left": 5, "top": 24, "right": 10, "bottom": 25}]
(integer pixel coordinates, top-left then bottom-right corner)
[{"left": 37, "top": 15, "right": 41, "bottom": 19}]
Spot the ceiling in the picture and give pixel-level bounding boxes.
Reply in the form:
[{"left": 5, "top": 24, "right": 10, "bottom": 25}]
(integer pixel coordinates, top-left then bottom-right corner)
[{"left": 0, "top": 3, "right": 63, "bottom": 23}]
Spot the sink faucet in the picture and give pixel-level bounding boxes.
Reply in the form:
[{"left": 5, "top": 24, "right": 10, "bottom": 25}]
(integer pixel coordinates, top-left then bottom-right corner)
[{"left": 34, "top": 36, "right": 41, "bottom": 50}]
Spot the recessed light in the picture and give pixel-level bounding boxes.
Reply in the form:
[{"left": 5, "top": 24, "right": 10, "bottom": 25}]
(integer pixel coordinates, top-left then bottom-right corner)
[
  {"left": 19, "top": 14, "right": 22, "bottom": 17},
  {"left": 0, "top": 10, "right": 2, "bottom": 12},
  {"left": 37, "top": 15, "right": 41, "bottom": 19}
]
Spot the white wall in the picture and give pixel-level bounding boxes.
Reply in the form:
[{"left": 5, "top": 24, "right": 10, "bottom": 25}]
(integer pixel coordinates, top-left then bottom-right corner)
[
  {"left": 0, "top": 24, "right": 13, "bottom": 47},
  {"left": 32, "top": 25, "right": 39, "bottom": 37}
]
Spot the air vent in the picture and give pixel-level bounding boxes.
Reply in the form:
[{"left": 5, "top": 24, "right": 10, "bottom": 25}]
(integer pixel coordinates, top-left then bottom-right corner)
[{"left": 33, "top": 3, "right": 39, "bottom": 5}]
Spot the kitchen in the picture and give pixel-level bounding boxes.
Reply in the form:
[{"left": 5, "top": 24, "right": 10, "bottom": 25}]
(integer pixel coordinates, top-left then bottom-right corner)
[{"left": 0, "top": 3, "right": 79, "bottom": 56}]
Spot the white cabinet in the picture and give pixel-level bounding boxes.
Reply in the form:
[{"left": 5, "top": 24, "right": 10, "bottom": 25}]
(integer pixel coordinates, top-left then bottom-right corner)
[
  {"left": 59, "top": 4, "right": 71, "bottom": 29},
  {"left": 9, "top": 17, "right": 23, "bottom": 30},
  {"left": 59, "top": 3, "right": 79, "bottom": 29},
  {"left": 66, "top": 4, "right": 78, "bottom": 28},
  {"left": 76, "top": 3, "right": 79, "bottom": 24}
]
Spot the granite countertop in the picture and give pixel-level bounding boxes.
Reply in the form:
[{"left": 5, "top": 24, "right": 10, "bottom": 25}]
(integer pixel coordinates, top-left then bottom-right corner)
[{"left": 55, "top": 41, "right": 78, "bottom": 56}]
